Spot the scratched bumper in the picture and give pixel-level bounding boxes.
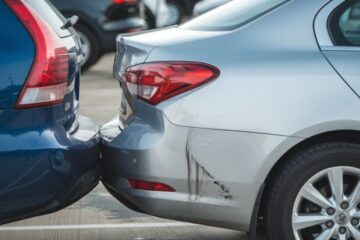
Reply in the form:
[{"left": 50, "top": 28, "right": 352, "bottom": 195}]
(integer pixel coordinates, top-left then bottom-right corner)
[{"left": 100, "top": 113, "right": 255, "bottom": 231}]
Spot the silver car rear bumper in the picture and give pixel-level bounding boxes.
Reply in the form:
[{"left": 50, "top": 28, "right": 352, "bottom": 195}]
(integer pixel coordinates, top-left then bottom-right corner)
[{"left": 100, "top": 113, "right": 299, "bottom": 231}]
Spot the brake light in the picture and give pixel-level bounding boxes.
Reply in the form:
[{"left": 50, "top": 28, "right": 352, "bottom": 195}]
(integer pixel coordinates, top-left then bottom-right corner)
[
  {"left": 128, "top": 179, "right": 175, "bottom": 192},
  {"left": 124, "top": 62, "right": 220, "bottom": 105},
  {"left": 5, "top": 0, "right": 69, "bottom": 109},
  {"left": 113, "top": 0, "right": 138, "bottom": 4}
]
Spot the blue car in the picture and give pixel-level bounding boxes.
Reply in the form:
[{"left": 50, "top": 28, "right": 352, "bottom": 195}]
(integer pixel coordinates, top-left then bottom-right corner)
[{"left": 0, "top": 0, "right": 101, "bottom": 224}]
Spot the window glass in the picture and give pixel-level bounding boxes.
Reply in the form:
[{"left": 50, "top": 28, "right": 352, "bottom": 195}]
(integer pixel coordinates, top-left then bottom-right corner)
[
  {"left": 331, "top": 1, "right": 360, "bottom": 46},
  {"left": 180, "top": 0, "right": 288, "bottom": 31}
]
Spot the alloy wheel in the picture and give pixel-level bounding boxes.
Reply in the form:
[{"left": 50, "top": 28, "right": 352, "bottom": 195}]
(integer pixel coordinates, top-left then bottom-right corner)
[{"left": 292, "top": 167, "right": 360, "bottom": 240}]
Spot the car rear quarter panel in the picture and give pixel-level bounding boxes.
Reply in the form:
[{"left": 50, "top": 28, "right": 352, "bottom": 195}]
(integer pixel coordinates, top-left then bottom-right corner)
[{"left": 144, "top": 0, "right": 360, "bottom": 138}]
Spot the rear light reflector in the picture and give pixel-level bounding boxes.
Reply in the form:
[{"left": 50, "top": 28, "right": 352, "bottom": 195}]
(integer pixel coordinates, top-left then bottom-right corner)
[
  {"left": 128, "top": 179, "right": 176, "bottom": 192},
  {"left": 124, "top": 62, "right": 220, "bottom": 105},
  {"left": 18, "top": 83, "right": 67, "bottom": 106},
  {"left": 5, "top": 0, "right": 69, "bottom": 109}
]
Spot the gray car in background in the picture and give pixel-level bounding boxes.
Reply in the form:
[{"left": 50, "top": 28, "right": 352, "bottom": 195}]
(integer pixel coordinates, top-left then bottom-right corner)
[
  {"left": 101, "top": 0, "right": 360, "bottom": 239},
  {"left": 193, "top": 0, "right": 231, "bottom": 16}
]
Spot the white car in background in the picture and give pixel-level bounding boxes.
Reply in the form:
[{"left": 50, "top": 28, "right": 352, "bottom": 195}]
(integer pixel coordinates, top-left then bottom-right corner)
[
  {"left": 193, "top": 0, "right": 231, "bottom": 16},
  {"left": 142, "top": 0, "right": 176, "bottom": 28}
]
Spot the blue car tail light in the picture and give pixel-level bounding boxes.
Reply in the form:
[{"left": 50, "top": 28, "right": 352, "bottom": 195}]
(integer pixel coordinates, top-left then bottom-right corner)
[{"left": 5, "top": 0, "right": 69, "bottom": 109}]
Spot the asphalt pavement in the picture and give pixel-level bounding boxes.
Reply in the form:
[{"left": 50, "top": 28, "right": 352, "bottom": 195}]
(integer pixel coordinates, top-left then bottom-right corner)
[{"left": 0, "top": 54, "right": 265, "bottom": 240}]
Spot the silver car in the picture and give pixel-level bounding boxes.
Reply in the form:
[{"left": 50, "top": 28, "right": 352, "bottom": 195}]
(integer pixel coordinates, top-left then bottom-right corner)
[{"left": 101, "top": 0, "right": 360, "bottom": 239}]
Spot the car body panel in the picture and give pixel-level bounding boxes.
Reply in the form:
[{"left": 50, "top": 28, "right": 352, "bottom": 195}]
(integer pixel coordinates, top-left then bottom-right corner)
[
  {"left": 323, "top": 49, "right": 360, "bottom": 98},
  {"left": 149, "top": 0, "right": 360, "bottom": 138},
  {"left": 103, "top": 0, "right": 360, "bottom": 232},
  {"left": 314, "top": 0, "right": 360, "bottom": 103},
  {"left": 112, "top": 28, "right": 225, "bottom": 82},
  {"left": 101, "top": 106, "right": 302, "bottom": 231},
  {"left": 0, "top": 113, "right": 100, "bottom": 224}
]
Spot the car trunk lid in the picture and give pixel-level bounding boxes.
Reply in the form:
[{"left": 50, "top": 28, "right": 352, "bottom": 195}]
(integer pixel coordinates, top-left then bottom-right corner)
[{"left": 113, "top": 28, "right": 224, "bottom": 125}]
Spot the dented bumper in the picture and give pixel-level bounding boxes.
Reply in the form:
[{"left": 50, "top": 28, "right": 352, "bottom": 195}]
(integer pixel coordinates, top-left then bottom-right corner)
[{"left": 100, "top": 107, "right": 281, "bottom": 231}]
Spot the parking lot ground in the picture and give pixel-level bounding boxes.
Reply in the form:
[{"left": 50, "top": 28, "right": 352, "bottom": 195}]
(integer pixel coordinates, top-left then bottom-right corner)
[{"left": 0, "top": 54, "right": 265, "bottom": 240}]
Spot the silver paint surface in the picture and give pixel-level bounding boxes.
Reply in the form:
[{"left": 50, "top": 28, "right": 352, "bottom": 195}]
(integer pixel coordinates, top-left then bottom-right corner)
[{"left": 102, "top": 0, "right": 360, "bottom": 232}]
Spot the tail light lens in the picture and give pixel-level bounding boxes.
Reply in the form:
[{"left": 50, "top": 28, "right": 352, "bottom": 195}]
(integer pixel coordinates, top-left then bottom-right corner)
[
  {"left": 5, "top": 0, "right": 69, "bottom": 109},
  {"left": 124, "top": 62, "right": 220, "bottom": 105},
  {"left": 128, "top": 179, "right": 175, "bottom": 192}
]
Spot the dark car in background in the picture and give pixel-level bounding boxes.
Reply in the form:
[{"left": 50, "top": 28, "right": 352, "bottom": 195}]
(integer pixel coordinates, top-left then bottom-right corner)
[
  {"left": 0, "top": 0, "right": 100, "bottom": 224},
  {"left": 50, "top": 0, "right": 145, "bottom": 71},
  {"left": 166, "top": 0, "right": 201, "bottom": 24}
]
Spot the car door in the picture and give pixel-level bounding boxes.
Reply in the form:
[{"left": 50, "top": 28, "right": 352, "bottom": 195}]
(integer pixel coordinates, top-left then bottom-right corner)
[{"left": 315, "top": 0, "right": 360, "bottom": 96}]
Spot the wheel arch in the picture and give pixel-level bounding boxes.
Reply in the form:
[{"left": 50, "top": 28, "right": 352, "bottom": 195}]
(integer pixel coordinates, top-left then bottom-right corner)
[{"left": 250, "top": 129, "right": 360, "bottom": 239}]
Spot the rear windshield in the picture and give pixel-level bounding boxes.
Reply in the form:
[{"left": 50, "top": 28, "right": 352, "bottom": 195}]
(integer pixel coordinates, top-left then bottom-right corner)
[
  {"left": 181, "top": 0, "right": 288, "bottom": 31},
  {"left": 25, "top": 0, "right": 72, "bottom": 38}
]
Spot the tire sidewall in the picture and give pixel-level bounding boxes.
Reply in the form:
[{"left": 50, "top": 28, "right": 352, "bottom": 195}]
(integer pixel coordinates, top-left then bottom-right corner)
[{"left": 267, "top": 144, "right": 360, "bottom": 240}]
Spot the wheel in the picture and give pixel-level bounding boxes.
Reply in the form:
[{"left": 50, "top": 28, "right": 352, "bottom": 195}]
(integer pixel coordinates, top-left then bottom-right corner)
[
  {"left": 265, "top": 143, "right": 360, "bottom": 240},
  {"left": 166, "top": 0, "right": 185, "bottom": 24},
  {"left": 75, "top": 23, "right": 101, "bottom": 72}
]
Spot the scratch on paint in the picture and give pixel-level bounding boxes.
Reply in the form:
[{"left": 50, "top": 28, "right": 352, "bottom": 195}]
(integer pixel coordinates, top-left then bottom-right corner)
[{"left": 185, "top": 133, "right": 233, "bottom": 200}]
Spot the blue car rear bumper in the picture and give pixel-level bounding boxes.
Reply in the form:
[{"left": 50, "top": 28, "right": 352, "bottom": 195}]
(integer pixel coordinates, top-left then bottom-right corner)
[{"left": 0, "top": 112, "right": 101, "bottom": 224}]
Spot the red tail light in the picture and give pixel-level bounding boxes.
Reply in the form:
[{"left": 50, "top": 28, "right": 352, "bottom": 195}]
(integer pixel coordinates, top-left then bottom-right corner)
[
  {"left": 113, "top": 0, "right": 138, "bottom": 4},
  {"left": 124, "top": 62, "right": 220, "bottom": 105},
  {"left": 5, "top": 0, "right": 69, "bottom": 109},
  {"left": 128, "top": 179, "right": 175, "bottom": 192}
]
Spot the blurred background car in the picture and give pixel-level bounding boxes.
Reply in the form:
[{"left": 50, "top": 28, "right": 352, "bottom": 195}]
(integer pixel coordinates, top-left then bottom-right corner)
[
  {"left": 50, "top": 0, "right": 145, "bottom": 71},
  {"left": 144, "top": 0, "right": 200, "bottom": 28},
  {"left": 0, "top": 0, "right": 100, "bottom": 224},
  {"left": 166, "top": 0, "right": 200, "bottom": 24},
  {"left": 143, "top": 0, "right": 172, "bottom": 28},
  {"left": 193, "top": 0, "right": 231, "bottom": 16}
]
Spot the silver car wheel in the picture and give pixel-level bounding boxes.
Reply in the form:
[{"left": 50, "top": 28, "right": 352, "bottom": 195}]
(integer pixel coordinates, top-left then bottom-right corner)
[
  {"left": 292, "top": 167, "right": 360, "bottom": 240},
  {"left": 77, "top": 31, "right": 91, "bottom": 66}
]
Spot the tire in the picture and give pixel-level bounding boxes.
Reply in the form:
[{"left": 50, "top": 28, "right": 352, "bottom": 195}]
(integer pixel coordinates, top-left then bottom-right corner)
[
  {"left": 166, "top": 0, "right": 185, "bottom": 24},
  {"left": 75, "top": 23, "right": 102, "bottom": 72},
  {"left": 265, "top": 143, "right": 360, "bottom": 240},
  {"left": 145, "top": 7, "right": 156, "bottom": 29}
]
